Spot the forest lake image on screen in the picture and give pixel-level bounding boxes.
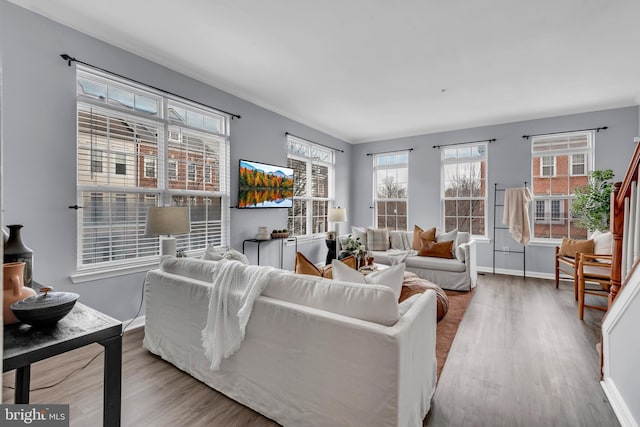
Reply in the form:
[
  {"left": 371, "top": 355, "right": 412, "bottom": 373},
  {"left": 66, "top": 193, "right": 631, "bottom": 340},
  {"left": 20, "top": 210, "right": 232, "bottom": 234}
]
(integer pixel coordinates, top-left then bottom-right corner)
[{"left": 238, "top": 160, "right": 294, "bottom": 208}]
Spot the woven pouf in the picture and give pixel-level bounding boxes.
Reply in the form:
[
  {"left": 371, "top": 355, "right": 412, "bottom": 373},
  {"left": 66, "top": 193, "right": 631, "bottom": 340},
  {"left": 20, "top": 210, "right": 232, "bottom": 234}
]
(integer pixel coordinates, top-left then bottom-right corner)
[{"left": 399, "top": 272, "right": 450, "bottom": 321}]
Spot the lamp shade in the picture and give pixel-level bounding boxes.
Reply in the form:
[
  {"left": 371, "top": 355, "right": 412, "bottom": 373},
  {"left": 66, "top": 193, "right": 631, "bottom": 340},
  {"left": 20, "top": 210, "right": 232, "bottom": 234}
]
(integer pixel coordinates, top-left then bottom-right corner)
[
  {"left": 145, "top": 207, "right": 191, "bottom": 236},
  {"left": 328, "top": 207, "right": 347, "bottom": 223}
]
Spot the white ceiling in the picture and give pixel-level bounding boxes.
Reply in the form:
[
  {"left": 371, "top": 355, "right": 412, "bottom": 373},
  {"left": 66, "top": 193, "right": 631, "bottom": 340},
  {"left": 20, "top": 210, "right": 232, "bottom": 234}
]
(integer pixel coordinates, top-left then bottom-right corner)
[{"left": 9, "top": 0, "right": 640, "bottom": 143}]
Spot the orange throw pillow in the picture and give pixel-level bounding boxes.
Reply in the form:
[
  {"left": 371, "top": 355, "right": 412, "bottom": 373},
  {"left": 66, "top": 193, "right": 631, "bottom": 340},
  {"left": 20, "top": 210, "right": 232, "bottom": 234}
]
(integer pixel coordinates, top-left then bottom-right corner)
[
  {"left": 559, "top": 238, "right": 594, "bottom": 258},
  {"left": 420, "top": 228, "right": 436, "bottom": 246},
  {"left": 418, "top": 240, "right": 455, "bottom": 259},
  {"left": 413, "top": 226, "right": 436, "bottom": 250},
  {"left": 294, "top": 252, "right": 356, "bottom": 279}
]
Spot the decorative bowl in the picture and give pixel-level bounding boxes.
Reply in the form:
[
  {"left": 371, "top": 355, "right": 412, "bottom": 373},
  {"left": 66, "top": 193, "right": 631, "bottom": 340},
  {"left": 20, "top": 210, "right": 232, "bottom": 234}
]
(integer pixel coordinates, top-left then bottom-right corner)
[{"left": 10, "top": 287, "right": 79, "bottom": 327}]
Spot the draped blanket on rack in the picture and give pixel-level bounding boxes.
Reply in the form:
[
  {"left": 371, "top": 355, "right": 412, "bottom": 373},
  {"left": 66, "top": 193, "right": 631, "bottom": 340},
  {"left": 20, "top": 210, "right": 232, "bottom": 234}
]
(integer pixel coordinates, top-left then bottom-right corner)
[{"left": 503, "top": 188, "right": 533, "bottom": 245}]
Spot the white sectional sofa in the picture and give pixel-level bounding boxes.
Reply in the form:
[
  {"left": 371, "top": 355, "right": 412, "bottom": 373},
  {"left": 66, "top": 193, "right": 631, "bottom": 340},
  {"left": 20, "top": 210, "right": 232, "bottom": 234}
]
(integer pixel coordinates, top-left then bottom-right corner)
[
  {"left": 144, "top": 256, "right": 438, "bottom": 427},
  {"left": 339, "top": 228, "right": 477, "bottom": 292}
]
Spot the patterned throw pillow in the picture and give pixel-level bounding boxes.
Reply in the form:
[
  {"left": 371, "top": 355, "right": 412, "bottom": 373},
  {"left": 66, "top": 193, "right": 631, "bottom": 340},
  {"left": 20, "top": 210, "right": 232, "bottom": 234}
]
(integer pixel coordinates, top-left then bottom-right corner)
[{"left": 366, "top": 228, "right": 390, "bottom": 251}]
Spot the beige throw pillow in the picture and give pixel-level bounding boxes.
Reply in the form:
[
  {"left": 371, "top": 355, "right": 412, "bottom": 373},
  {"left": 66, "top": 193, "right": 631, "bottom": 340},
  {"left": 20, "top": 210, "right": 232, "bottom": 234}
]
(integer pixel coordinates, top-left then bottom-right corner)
[
  {"left": 559, "top": 238, "right": 594, "bottom": 258},
  {"left": 592, "top": 230, "right": 613, "bottom": 255},
  {"left": 332, "top": 259, "right": 405, "bottom": 299}
]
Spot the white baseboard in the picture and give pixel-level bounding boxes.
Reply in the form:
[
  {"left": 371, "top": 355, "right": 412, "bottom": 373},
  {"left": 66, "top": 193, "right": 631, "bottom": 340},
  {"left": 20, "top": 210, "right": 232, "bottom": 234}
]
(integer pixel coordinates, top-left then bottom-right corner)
[
  {"left": 601, "top": 378, "right": 639, "bottom": 427},
  {"left": 477, "top": 266, "right": 555, "bottom": 280},
  {"left": 122, "top": 315, "right": 145, "bottom": 333}
]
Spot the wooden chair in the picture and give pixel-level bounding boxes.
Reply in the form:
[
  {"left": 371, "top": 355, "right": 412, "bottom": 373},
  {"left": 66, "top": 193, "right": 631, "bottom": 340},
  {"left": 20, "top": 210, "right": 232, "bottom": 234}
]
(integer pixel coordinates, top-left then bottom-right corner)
[
  {"left": 577, "top": 253, "right": 612, "bottom": 320},
  {"left": 555, "top": 246, "right": 580, "bottom": 299}
]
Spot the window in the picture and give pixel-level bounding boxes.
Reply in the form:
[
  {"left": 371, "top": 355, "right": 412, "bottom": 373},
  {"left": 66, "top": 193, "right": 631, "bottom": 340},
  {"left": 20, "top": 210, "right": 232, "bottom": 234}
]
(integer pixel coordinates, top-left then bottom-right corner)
[
  {"left": 287, "top": 135, "right": 335, "bottom": 237},
  {"left": 540, "top": 156, "right": 555, "bottom": 176},
  {"left": 144, "top": 157, "right": 156, "bottom": 179},
  {"left": 167, "top": 160, "right": 178, "bottom": 181},
  {"left": 188, "top": 162, "right": 196, "bottom": 182},
  {"left": 441, "top": 143, "right": 487, "bottom": 236},
  {"left": 571, "top": 153, "right": 586, "bottom": 175},
  {"left": 76, "top": 66, "right": 230, "bottom": 271},
  {"left": 204, "top": 164, "right": 212, "bottom": 183},
  {"left": 531, "top": 131, "right": 593, "bottom": 240},
  {"left": 534, "top": 199, "right": 564, "bottom": 224},
  {"left": 114, "top": 153, "right": 127, "bottom": 175},
  {"left": 91, "top": 150, "right": 103, "bottom": 174},
  {"left": 373, "top": 152, "right": 408, "bottom": 230}
]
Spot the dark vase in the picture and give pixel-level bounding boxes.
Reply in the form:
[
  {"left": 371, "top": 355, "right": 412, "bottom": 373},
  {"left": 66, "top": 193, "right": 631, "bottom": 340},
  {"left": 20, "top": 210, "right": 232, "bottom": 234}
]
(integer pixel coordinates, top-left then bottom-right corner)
[{"left": 4, "top": 225, "right": 34, "bottom": 286}]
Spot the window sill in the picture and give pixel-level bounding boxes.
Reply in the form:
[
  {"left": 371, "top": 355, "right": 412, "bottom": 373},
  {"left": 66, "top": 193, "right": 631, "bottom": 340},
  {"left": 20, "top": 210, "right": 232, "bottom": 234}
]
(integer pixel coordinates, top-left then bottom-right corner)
[
  {"left": 471, "top": 237, "right": 492, "bottom": 244},
  {"left": 527, "top": 239, "right": 562, "bottom": 247},
  {"left": 70, "top": 259, "right": 160, "bottom": 284}
]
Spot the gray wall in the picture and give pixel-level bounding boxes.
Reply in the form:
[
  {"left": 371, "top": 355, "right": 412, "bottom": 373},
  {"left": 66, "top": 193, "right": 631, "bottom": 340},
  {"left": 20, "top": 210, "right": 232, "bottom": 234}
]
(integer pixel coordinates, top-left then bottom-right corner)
[
  {"left": 350, "top": 107, "right": 639, "bottom": 277},
  {"left": 0, "top": 1, "right": 351, "bottom": 320},
  {"left": 1, "top": 1, "right": 638, "bottom": 322}
]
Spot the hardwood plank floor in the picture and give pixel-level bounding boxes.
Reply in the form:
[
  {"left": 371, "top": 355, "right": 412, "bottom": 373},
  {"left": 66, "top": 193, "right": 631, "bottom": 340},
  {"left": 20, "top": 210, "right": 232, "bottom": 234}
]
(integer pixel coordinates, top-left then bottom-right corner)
[
  {"left": 426, "top": 274, "right": 619, "bottom": 427},
  {"left": 2, "top": 274, "right": 619, "bottom": 426}
]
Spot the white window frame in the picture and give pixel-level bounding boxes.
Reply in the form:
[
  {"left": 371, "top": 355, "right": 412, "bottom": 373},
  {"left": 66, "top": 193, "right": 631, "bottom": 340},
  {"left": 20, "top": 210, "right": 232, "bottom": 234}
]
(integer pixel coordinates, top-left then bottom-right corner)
[
  {"left": 373, "top": 152, "right": 409, "bottom": 230},
  {"left": 570, "top": 153, "right": 586, "bottom": 176},
  {"left": 204, "top": 164, "right": 212, "bottom": 184},
  {"left": 530, "top": 130, "right": 594, "bottom": 242},
  {"left": 534, "top": 199, "right": 564, "bottom": 224},
  {"left": 167, "top": 159, "right": 178, "bottom": 181},
  {"left": 91, "top": 149, "right": 103, "bottom": 174},
  {"left": 187, "top": 162, "right": 196, "bottom": 182},
  {"left": 441, "top": 142, "right": 488, "bottom": 237},
  {"left": 114, "top": 152, "right": 127, "bottom": 176},
  {"left": 74, "top": 66, "right": 231, "bottom": 278},
  {"left": 287, "top": 135, "right": 335, "bottom": 238},
  {"left": 144, "top": 156, "right": 156, "bottom": 179},
  {"left": 540, "top": 156, "right": 556, "bottom": 177}
]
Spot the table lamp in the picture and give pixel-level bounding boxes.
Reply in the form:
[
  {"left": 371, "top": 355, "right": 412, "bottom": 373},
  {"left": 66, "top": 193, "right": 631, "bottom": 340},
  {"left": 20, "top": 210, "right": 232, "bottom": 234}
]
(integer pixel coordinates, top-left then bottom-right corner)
[
  {"left": 145, "top": 206, "right": 191, "bottom": 256},
  {"left": 328, "top": 207, "right": 347, "bottom": 239}
]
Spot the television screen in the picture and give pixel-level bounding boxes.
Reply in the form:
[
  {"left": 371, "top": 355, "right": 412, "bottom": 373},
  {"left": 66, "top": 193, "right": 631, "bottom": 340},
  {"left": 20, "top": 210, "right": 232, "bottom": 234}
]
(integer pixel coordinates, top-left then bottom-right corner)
[{"left": 238, "top": 159, "right": 294, "bottom": 208}]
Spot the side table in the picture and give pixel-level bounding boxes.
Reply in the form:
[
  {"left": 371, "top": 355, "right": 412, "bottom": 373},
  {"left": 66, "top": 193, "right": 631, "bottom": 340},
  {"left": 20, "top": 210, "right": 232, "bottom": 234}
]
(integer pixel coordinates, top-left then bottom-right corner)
[
  {"left": 242, "top": 237, "right": 298, "bottom": 268},
  {"left": 3, "top": 301, "right": 123, "bottom": 427}
]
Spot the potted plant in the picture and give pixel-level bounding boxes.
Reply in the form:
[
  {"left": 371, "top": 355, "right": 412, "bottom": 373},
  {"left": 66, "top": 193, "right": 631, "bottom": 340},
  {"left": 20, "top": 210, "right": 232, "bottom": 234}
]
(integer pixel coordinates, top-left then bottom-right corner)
[{"left": 571, "top": 169, "right": 615, "bottom": 232}]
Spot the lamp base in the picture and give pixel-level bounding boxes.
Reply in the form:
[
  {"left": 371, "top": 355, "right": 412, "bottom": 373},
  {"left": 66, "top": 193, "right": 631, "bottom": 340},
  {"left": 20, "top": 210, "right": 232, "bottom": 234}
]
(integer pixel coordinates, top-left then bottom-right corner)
[{"left": 160, "top": 236, "right": 177, "bottom": 257}]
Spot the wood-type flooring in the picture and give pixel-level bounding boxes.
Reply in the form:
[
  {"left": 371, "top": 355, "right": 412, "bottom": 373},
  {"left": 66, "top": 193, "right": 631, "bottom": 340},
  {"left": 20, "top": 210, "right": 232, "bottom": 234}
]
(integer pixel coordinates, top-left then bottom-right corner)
[{"left": 2, "top": 274, "right": 619, "bottom": 426}]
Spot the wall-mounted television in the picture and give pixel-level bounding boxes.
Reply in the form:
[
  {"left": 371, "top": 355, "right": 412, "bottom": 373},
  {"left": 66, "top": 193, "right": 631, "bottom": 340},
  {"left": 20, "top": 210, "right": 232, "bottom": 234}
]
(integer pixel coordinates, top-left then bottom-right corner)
[{"left": 238, "top": 159, "right": 294, "bottom": 208}]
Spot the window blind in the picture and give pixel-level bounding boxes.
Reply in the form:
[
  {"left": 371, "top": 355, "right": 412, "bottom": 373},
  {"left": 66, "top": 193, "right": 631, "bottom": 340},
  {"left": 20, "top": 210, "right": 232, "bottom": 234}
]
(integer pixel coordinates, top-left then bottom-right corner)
[
  {"left": 287, "top": 135, "right": 334, "bottom": 237},
  {"left": 76, "top": 66, "right": 230, "bottom": 270},
  {"left": 374, "top": 152, "right": 409, "bottom": 230}
]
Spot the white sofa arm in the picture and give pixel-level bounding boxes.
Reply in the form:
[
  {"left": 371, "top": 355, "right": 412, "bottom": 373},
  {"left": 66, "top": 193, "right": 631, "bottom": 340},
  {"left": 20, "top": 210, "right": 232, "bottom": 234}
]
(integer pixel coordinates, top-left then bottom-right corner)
[{"left": 461, "top": 239, "right": 478, "bottom": 288}]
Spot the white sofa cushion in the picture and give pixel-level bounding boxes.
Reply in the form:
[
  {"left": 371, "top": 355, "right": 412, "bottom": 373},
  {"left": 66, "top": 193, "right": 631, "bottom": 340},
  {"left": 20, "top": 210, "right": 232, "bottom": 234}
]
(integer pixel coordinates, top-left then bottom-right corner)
[
  {"left": 160, "top": 256, "right": 218, "bottom": 282},
  {"left": 592, "top": 230, "right": 613, "bottom": 255},
  {"left": 389, "top": 230, "right": 407, "bottom": 250},
  {"left": 405, "top": 253, "right": 467, "bottom": 273},
  {"left": 351, "top": 226, "right": 368, "bottom": 248},
  {"left": 202, "top": 246, "right": 250, "bottom": 264},
  {"left": 262, "top": 270, "right": 400, "bottom": 326},
  {"left": 331, "top": 260, "right": 405, "bottom": 299}
]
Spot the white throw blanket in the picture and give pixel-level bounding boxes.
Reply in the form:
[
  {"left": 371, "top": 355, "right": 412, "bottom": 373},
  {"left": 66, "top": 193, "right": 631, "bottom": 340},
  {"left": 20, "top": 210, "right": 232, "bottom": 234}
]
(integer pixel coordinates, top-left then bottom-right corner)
[
  {"left": 503, "top": 187, "right": 533, "bottom": 245},
  {"left": 201, "top": 259, "right": 275, "bottom": 370}
]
